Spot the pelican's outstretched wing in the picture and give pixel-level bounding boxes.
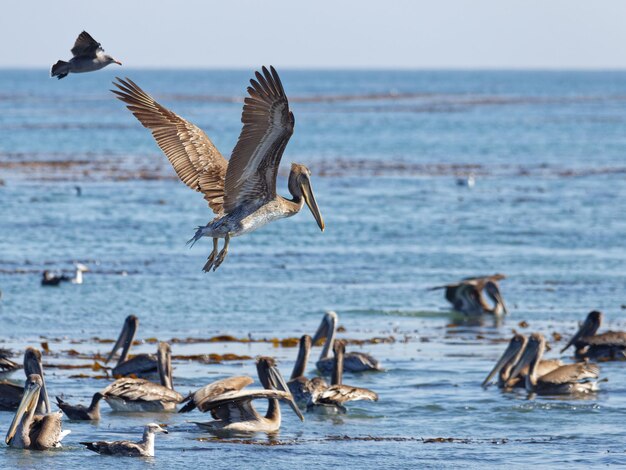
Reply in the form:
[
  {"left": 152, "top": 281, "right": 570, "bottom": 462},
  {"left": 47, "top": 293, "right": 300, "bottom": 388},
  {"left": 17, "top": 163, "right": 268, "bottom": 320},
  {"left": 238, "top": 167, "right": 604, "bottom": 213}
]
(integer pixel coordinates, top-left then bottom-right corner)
[
  {"left": 223, "top": 66, "right": 294, "bottom": 213},
  {"left": 179, "top": 376, "right": 253, "bottom": 413},
  {"left": 112, "top": 78, "right": 228, "bottom": 213},
  {"left": 71, "top": 31, "right": 102, "bottom": 57}
]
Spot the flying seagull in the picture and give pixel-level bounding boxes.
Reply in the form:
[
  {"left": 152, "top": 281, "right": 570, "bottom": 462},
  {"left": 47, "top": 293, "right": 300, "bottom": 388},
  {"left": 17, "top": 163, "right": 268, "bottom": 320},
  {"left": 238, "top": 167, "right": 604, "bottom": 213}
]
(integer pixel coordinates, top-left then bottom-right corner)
[
  {"left": 112, "top": 66, "right": 324, "bottom": 272},
  {"left": 51, "top": 31, "right": 121, "bottom": 79}
]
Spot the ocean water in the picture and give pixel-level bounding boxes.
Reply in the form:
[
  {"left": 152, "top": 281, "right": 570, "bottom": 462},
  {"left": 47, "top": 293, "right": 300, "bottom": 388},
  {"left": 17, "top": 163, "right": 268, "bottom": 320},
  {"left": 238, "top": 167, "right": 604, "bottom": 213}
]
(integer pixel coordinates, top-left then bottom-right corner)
[{"left": 0, "top": 69, "right": 625, "bottom": 469}]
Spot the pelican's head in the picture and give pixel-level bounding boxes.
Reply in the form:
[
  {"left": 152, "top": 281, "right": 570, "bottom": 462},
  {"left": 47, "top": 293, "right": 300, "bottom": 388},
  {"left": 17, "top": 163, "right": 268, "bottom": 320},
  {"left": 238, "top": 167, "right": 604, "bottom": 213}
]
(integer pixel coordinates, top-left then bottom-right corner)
[
  {"left": 481, "top": 334, "right": 526, "bottom": 388},
  {"left": 256, "top": 356, "right": 304, "bottom": 422},
  {"left": 561, "top": 310, "right": 602, "bottom": 353},
  {"left": 104, "top": 55, "right": 122, "bottom": 66},
  {"left": 507, "top": 333, "right": 545, "bottom": 384},
  {"left": 288, "top": 163, "right": 324, "bottom": 231},
  {"left": 144, "top": 423, "right": 168, "bottom": 435},
  {"left": 6, "top": 374, "right": 43, "bottom": 445},
  {"left": 312, "top": 311, "right": 338, "bottom": 345},
  {"left": 485, "top": 281, "right": 507, "bottom": 315},
  {"left": 106, "top": 315, "right": 139, "bottom": 364},
  {"left": 24, "top": 347, "right": 50, "bottom": 413}
]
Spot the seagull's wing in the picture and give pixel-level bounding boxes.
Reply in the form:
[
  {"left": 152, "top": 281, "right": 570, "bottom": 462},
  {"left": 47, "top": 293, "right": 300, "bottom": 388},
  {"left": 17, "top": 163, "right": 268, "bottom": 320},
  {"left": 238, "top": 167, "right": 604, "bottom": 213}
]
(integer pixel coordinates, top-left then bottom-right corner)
[
  {"left": 71, "top": 31, "right": 102, "bottom": 57},
  {"left": 112, "top": 78, "right": 228, "bottom": 214},
  {"left": 222, "top": 66, "right": 294, "bottom": 213}
]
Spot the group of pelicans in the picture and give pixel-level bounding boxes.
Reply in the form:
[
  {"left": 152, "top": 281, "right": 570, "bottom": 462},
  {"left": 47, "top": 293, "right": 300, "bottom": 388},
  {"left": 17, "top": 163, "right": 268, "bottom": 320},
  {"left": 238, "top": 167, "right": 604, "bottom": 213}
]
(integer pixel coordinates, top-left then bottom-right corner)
[{"left": 0, "top": 311, "right": 380, "bottom": 457}]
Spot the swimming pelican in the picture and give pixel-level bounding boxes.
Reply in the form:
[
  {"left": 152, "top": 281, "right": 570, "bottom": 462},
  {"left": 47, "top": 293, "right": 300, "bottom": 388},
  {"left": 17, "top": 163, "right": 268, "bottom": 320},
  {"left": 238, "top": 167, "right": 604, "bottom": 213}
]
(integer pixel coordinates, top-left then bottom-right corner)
[
  {"left": 0, "top": 348, "right": 19, "bottom": 375},
  {"left": 430, "top": 274, "right": 508, "bottom": 316},
  {"left": 56, "top": 392, "right": 104, "bottom": 421},
  {"left": 313, "top": 311, "right": 382, "bottom": 374},
  {"left": 102, "top": 342, "right": 182, "bottom": 412},
  {"left": 105, "top": 315, "right": 157, "bottom": 377},
  {"left": 180, "top": 356, "right": 304, "bottom": 434},
  {"left": 287, "top": 335, "right": 327, "bottom": 406},
  {"left": 0, "top": 347, "right": 50, "bottom": 412},
  {"left": 308, "top": 340, "right": 378, "bottom": 414},
  {"left": 482, "top": 334, "right": 562, "bottom": 389},
  {"left": 508, "top": 333, "right": 600, "bottom": 395},
  {"left": 81, "top": 423, "right": 167, "bottom": 457},
  {"left": 5, "top": 374, "right": 70, "bottom": 450},
  {"left": 112, "top": 66, "right": 325, "bottom": 272},
  {"left": 561, "top": 311, "right": 626, "bottom": 360}
]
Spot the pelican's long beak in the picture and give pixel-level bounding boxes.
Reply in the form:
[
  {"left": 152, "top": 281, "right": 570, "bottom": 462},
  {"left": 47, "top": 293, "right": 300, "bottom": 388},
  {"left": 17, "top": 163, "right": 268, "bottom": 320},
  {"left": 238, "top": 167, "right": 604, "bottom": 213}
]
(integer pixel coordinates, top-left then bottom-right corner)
[
  {"left": 300, "top": 179, "right": 324, "bottom": 231},
  {"left": 481, "top": 339, "right": 523, "bottom": 388},
  {"left": 24, "top": 349, "right": 50, "bottom": 414},
  {"left": 106, "top": 317, "right": 136, "bottom": 364},
  {"left": 267, "top": 364, "right": 304, "bottom": 422},
  {"left": 492, "top": 289, "right": 508, "bottom": 315},
  {"left": 6, "top": 379, "right": 41, "bottom": 445},
  {"left": 506, "top": 342, "right": 538, "bottom": 385},
  {"left": 157, "top": 342, "right": 173, "bottom": 390},
  {"left": 312, "top": 316, "right": 330, "bottom": 346},
  {"left": 561, "top": 315, "right": 598, "bottom": 353}
]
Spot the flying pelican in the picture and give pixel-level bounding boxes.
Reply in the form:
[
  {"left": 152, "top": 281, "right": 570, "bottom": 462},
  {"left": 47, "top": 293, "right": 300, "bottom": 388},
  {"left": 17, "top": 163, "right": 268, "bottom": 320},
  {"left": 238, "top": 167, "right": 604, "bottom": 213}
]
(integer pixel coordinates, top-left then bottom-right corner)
[
  {"left": 0, "top": 347, "right": 50, "bottom": 412},
  {"left": 313, "top": 311, "right": 382, "bottom": 374},
  {"left": 308, "top": 340, "right": 378, "bottom": 414},
  {"left": 0, "top": 348, "right": 19, "bottom": 375},
  {"left": 287, "top": 335, "right": 327, "bottom": 406},
  {"left": 102, "top": 342, "right": 182, "bottom": 412},
  {"left": 56, "top": 392, "right": 105, "bottom": 421},
  {"left": 482, "top": 334, "right": 562, "bottom": 389},
  {"left": 561, "top": 311, "right": 626, "bottom": 360},
  {"left": 179, "top": 356, "right": 304, "bottom": 434},
  {"left": 81, "top": 423, "right": 168, "bottom": 457},
  {"left": 507, "top": 333, "right": 600, "bottom": 395},
  {"left": 105, "top": 315, "right": 157, "bottom": 378},
  {"left": 5, "top": 374, "right": 70, "bottom": 450},
  {"left": 112, "top": 66, "right": 325, "bottom": 272},
  {"left": 51, "top": 31, "right": 121, "bottom": 79},
  {"left": 430, "top": 274, "right": 508, "bottom": 316}
]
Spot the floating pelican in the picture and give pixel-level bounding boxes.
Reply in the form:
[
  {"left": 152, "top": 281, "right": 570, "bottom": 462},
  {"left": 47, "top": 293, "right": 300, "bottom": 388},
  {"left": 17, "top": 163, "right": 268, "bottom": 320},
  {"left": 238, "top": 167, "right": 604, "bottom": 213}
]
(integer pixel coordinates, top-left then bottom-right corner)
[
  {"left": 0, "top": 348, "right": 19, "bottom": 375},
  {"left": 180, "top": 356, "right": 304, "bottom": 434},
  {"left": 508, "top": 333, "right": 600, "bottom": 395},
  {"left": 112, "top": 66, "right": 325, "bottom": 272},
  {"left": 561, "top": 311, "right": 626, "bottom": 360},
  {"left": 313, "top": 311, "right": 381, "bottom": 374},
  {"left": 51, "top": 31, "right": 121, "bottom": 79},
  {"left": 308, "top": 340, "right": 378, "bottom": 414},
  {"left": 56, "top": 392, "right": 104, "bottom": 421},
  {"left": 0, "top": 347, "right": 50, "bottom": 412},
  {"left": 430, "top": 274, "right": 508, "bottom": 316},
  {"left": 102, "top": 342, "right": 182, "bottom": 412},
  {"left": 105, "top": 315, "right": 157, "bottom": 377},
  {"left": 81, "top": 423, "right": 167, "bottom": 457},
  {"left": 5, "top": 374, "right": 70, "bottom": 450},
  {"left": 482, "top": 334, "right": 562, "bottom": 389},
  {"left": 287, "top": 335, "right": 327, "bottom": 406}
]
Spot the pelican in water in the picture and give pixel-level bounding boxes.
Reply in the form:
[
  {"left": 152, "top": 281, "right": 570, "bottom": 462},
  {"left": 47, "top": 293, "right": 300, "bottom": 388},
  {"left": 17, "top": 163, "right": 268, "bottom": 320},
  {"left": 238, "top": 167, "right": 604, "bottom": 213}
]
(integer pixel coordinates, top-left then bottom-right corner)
[
  {"left": 0, "top": 348, "right": 19, "bottom": 375},
  {"left": 105, "top": 315, "right": 157, "bottom": 377},
  {"left": 482, "top": 334, "right": 562, "bottom": 389},
  {"left": 56, "top": 392, "right": 104, "bottom": 421},
  {"left": 308, "top": 340, "right": 378, "bottom": 414},
  {"left": 287, "top": 335, "right": 328, "bottom": 407},
  {"left": 81, "top": 423, "right": 168, "bottom": 457},
  {"left": 313, "top": 311, "right": 382, "bottom": 374},
  {"left": 561, "top": 311, "right": 626, "bottom": 361},
  {"left": 0, "top": 347, "right": 50, "bottom": 412},
  {"left": 5, "top": 374, "right": 70, "bottom": 450},
  {"left": 112, "top": 66, "right": 325, "bottom": 272},
  {"left": 430, "top": 274, "right": 507, "bottom": 316},
  {"left": 179, "top": 356, "right": 304, "bottom": 434},
  {"left": 507, "top": 333, "right": 600, "bottom": 395},
  {"left": 102, "top": 342, "right": 182, "bottom": 412}
]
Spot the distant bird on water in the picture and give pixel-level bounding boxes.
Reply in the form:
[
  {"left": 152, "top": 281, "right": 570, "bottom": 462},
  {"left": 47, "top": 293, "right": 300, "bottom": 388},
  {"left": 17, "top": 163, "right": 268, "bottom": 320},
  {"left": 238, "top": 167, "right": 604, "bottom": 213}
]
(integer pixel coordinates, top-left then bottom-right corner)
[
  {"left": 430, "top": 274, "right": 508, "bottom": 316},
  {"left": 81, "top": 423, "right": 167, "bottom": 457},
  {"left": 112, "top": 66, "right": 325, "bottom": 271},
  {"left": 51, "top": 31, "right": 121, "bottom": 79}
]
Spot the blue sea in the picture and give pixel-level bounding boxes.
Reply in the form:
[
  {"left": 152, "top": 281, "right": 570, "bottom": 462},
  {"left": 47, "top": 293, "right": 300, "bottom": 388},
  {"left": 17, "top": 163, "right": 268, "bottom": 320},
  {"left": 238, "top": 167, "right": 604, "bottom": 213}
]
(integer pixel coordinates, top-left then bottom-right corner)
[{"left": 0, "top": 69, "right": 625, "bottom": 468}]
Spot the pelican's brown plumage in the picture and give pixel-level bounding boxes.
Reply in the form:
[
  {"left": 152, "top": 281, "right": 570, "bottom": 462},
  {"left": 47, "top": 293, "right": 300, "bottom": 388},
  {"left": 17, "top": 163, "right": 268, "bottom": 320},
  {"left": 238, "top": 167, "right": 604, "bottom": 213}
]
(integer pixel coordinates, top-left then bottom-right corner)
[
  {"left": 0, "top": 348, "right": 50, "bottom": 413},
  {"left": 0, "top": 348, "right": 19, "bottom": 375},
  {"left": 561, "top": 311, "right": 626, "bottom": 360},
  {"left": 112, "top": 66, "right": 324, "bottom": 272},
  {"left": 287, "top": 335, "right": 324, "bottom": 407},
  {"left": 430, "top": 274, "right": 508, "bottom": 316},
  {"left": 105, "top": 315, "right": 157, "bottom": 378},
  {"left": 508, "top": 333, "right": 600, "bottom": 395}
]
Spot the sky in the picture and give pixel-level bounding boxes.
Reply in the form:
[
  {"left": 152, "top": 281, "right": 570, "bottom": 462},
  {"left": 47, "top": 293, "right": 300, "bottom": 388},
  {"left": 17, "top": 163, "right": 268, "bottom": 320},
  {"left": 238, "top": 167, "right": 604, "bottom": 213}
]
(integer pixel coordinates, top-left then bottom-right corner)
[{"left": 2, "top": 0, "right": 626, "bottom": 69}]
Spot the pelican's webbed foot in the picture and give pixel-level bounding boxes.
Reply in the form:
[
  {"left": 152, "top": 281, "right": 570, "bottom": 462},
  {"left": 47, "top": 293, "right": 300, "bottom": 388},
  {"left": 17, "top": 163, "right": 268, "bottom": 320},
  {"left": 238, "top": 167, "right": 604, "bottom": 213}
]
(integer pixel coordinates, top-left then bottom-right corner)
[
  {"left": 212, "top": 234, "right": 230, "bottom": 271},
  {"left": 202, "top": 238, "right": 219, "bottom": 272}
]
